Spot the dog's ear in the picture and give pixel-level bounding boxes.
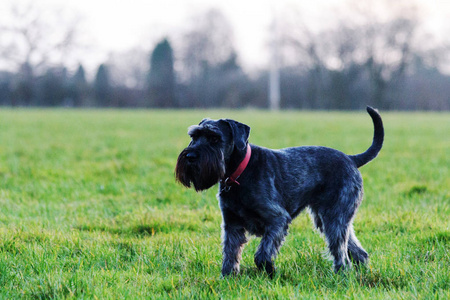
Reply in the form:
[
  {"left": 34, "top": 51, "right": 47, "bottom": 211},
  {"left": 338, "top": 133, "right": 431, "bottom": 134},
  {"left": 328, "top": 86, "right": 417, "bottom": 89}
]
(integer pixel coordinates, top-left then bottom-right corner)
[
  {"left": 199, "top": 118, "right": 211, "bottom": 125},
  {"left": 222, "top": 119, "right": 250, "bottom": 151}
]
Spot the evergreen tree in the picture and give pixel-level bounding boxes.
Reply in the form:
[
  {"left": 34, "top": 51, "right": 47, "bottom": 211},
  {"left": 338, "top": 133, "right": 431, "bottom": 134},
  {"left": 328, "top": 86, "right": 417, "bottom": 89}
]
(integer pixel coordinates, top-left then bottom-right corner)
[
  {"left": 70, "top": 64, "right": 88, "bottom": 107},
  {"left": 94, "top": 64, "right": 111, "bottom": 107},
  {"left": 147, "top": 38, "right": 176, "bottom": 107}
]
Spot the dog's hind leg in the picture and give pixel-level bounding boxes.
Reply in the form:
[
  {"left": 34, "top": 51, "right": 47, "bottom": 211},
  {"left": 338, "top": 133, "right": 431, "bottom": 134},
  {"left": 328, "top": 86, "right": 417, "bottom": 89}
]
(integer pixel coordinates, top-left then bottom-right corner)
[
  {"left": 319, "top": 191, "right": 362, "bottom": 272},
  {"left": 347, "top": 225, "right": 369, "bottom": 266},
  {"left": 321, "top": 216, "right": 351, "bottom": 273},
  {"left": 321, "top": 183, "right": 366, "bottom": 272}
]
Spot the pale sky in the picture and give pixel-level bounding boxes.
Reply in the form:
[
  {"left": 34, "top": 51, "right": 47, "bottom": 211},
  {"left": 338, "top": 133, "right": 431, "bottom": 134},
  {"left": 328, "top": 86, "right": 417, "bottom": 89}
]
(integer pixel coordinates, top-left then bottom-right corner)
[{"left": 1, "top": 0, "right": 449, "bottom": 72}]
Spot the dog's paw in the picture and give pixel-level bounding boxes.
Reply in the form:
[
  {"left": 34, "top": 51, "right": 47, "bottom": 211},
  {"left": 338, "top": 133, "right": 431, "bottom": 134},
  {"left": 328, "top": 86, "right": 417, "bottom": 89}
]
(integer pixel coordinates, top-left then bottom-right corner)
[
  {"left": 221, "top": 265, "right": 240, "bottom": 277},
  {"left": 255, "top": 258, "right": 276, "bottom": 278}
]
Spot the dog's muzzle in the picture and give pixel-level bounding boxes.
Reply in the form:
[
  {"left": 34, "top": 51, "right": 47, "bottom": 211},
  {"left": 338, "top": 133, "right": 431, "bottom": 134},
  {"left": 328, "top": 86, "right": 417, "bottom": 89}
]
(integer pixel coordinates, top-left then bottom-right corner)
[{"left": 175, "top": 146, "right": 225, "bottom": 191}]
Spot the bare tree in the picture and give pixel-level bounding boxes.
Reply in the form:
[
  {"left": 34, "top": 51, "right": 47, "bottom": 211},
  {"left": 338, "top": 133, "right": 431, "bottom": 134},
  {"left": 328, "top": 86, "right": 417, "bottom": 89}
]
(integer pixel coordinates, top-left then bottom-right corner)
[
  {"left": 279, "top": 17, "right": 330, "bottom": 108},
  {"left": 178, "top": 8, "right": 241, "bottom": 107},
  {"left": 180, "top": 9, "right": 235, "bottom": 80},
  {"left": 107, "top": 48, "right": 148, "bottom": 90},
  {"left": 0, "top": 1, "right": 80, "bottom": 105},
  {"left": 359, "top": 17, "right": 418, "bottom": 108},
  {"left": 281, "top": 0, "right": 445, "bottom": 109},
  {"left": 0, "top": 2, "right": 80, "bottom": 72}
]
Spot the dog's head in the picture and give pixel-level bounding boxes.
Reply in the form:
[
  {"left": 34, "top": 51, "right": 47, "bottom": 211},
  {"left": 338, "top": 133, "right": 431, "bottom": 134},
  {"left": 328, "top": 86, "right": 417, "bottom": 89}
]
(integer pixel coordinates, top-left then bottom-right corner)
[{"left": 175, "top": 118, "right": 250, "bottom": 191}]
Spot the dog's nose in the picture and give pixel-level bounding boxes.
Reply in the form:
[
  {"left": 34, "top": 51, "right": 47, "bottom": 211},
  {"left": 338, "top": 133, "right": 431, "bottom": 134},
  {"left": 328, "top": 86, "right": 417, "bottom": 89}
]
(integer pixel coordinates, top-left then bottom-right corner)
[{"left": 186, "top": 151, "right": 198, "bottom": 162}]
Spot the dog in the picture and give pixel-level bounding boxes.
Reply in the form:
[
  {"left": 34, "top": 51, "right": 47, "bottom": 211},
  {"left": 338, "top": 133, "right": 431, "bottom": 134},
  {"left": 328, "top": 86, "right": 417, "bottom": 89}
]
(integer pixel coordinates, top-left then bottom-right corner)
[{"left": 175, "top": 107, "right": 384, "bottom": 276}]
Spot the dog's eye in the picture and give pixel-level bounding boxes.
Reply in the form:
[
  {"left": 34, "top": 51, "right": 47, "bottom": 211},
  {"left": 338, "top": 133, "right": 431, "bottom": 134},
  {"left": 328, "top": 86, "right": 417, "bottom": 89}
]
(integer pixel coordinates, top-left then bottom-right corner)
[{"left": 210, "top": 136, "right": 220, "bottom": 143}]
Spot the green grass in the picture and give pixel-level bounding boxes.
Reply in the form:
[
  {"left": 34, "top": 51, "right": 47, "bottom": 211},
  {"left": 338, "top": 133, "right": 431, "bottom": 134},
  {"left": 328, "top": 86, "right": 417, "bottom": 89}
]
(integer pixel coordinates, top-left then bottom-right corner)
[{"left": 0, "top": 108, "right": 449, "bottom": 299}]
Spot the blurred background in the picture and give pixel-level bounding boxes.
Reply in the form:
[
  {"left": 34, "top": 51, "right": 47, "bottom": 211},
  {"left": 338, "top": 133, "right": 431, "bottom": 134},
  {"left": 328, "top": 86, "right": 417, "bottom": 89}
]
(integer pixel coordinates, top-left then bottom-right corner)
[{"left": 0, "top": 0, "right": 449, "bottom": 110}]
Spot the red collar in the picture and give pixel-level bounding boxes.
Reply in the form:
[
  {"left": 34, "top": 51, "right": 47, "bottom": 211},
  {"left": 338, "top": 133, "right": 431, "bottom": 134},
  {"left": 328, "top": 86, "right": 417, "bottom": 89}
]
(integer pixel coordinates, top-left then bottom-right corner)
[{"left": 225, "top": 144, "right": 251, "bottom": 186}]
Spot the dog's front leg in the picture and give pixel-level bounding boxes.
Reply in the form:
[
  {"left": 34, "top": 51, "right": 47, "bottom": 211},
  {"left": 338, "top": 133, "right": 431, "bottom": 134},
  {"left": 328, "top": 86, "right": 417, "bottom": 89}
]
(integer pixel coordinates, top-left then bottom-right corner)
[
  {"left": 254, "top": 218, "right": 290, "bottom": 276},
  {"left": 221, "top": 223, "right": 247, "bottom": 276}
]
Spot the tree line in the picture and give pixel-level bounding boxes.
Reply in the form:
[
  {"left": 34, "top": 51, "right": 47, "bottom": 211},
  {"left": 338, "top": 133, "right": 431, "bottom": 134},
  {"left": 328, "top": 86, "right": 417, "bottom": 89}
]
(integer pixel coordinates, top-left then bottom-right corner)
[{"left": 0, "top": 2, "right": 449, "bottom": 110}]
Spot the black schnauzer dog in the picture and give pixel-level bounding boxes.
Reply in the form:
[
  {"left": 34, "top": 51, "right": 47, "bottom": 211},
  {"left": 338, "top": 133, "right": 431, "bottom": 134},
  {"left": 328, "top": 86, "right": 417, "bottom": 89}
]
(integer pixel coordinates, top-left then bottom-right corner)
[{"left": 175, "top": 107, "right": 384, "bottom": 276}]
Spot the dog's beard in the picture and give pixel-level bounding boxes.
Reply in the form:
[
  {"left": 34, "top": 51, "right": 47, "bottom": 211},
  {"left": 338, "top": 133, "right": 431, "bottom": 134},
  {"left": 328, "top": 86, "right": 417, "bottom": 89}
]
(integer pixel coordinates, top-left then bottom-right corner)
[{"left": 175, "top": 147, "right": 225, "bottom": 192}]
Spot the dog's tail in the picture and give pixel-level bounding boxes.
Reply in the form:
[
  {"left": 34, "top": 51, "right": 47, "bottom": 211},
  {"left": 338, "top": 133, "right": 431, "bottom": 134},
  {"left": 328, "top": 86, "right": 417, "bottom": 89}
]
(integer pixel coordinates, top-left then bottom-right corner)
[{"left": 349, "top": 106, "right": 384, "bottom": 168}]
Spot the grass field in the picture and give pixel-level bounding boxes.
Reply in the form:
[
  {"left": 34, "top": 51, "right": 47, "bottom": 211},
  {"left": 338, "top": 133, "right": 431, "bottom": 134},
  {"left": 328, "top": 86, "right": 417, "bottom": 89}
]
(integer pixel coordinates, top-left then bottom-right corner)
[{"left": 0, "top": 108, "right": 449, "bottom": 299}]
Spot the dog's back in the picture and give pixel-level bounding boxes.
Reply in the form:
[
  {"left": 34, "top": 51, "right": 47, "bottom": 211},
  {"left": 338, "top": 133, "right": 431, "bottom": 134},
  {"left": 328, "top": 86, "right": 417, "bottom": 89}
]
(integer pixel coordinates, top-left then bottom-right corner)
[
  {"left": 232, "top": 144, "right": 361, "bottom": 219},
  {"left": 235, "top": 106, "right": 384, "bottom": 218}
]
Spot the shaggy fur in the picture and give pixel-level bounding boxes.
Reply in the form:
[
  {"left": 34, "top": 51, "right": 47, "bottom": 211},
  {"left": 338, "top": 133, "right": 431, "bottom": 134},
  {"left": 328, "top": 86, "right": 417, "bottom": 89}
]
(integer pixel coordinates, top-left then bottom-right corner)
[{"left": 175, "top": 107, "right": 384, "bottom": 276}]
